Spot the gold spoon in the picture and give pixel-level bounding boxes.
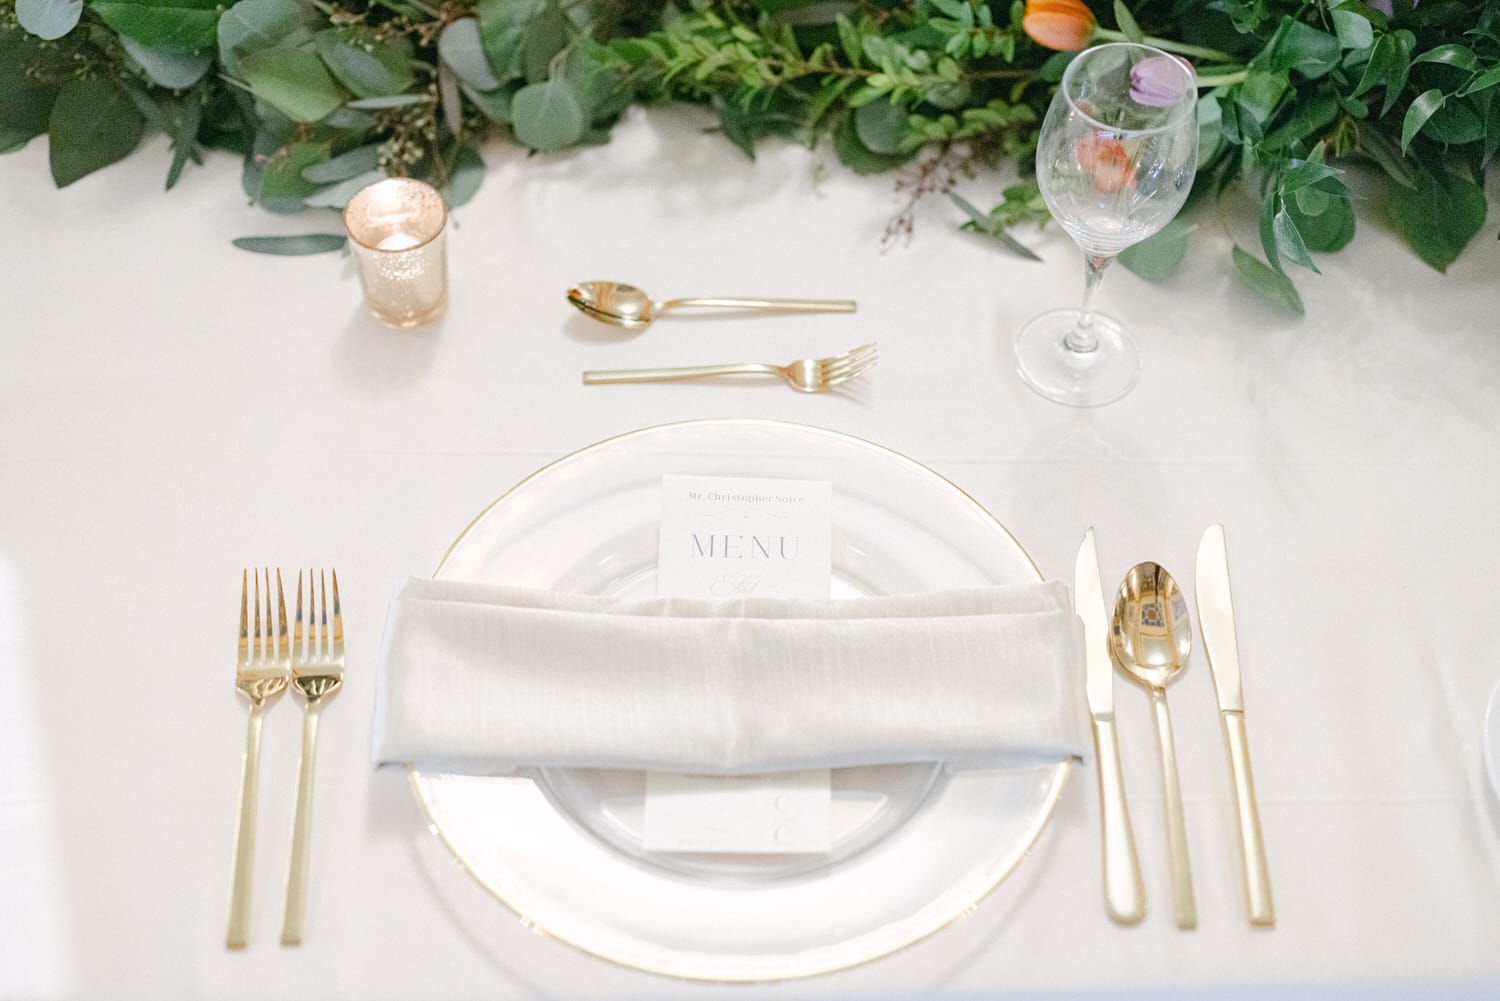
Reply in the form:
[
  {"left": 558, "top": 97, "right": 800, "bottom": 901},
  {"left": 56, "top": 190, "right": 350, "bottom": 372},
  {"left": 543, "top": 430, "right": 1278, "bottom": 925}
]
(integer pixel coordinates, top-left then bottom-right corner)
[
  {"left": 1111, "top": 561, "right": 1197, "bottom": 930},
  {"left": 566, "top": 280, "right": 856, "bottom": 330}
]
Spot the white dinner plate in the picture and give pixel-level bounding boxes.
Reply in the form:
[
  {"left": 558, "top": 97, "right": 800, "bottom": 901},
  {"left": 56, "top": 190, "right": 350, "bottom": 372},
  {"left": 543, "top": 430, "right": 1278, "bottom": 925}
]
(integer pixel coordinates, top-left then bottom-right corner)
[{"left": 409, "top": 419, "right": 1072, "bottom": 981}]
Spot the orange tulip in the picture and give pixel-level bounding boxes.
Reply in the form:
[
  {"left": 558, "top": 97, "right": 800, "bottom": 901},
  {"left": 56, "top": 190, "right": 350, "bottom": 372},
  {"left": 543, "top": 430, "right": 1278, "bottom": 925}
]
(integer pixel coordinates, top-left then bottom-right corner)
[
  {"left": 1022, "top": 0, "right": 1098, "bottom": 51},
  {"left": 1074, "top": 134, "right": 1136, "bottom": 193}
]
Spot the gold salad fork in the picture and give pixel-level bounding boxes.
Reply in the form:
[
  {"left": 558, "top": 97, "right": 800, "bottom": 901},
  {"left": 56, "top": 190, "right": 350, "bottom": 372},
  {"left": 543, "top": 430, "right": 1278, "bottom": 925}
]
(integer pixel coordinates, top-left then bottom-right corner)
[
  {"left": 281, "top": 569, "right": 344, "bottom": 946},
  {"left": 228, "top": 569, "right": 290, "bottom": 949},
  {"left": 582, "top": 342, "right": 878, "bottom": 393}
]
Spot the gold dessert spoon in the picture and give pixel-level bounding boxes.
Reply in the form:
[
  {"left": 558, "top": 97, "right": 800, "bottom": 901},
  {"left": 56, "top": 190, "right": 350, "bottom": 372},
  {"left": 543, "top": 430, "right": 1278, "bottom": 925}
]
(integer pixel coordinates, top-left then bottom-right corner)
[
  {"left": 1111, "top": 561, "right": 1197, "bottom": 930},
  {"left": 567, "top": 280, "right": 855, "bottom": 330}
]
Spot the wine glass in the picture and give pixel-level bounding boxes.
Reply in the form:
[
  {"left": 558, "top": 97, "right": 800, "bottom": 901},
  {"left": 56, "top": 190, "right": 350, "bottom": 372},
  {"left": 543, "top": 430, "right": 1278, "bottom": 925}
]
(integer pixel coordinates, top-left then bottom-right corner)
[{"left": 1015, "top": 43, "right": 1199, "bottom": 407}]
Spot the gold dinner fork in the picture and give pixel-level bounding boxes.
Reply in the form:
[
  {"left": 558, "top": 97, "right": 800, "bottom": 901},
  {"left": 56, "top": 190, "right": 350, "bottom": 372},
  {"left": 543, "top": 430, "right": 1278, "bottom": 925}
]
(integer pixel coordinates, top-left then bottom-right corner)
[
  {"left": 227, "top": 568, "right": 290, "bottom": 950},
  {"left": 281, "top": 569, "right": 344, "bottom": 946},
  {"left": 582, "top": 342, "right": 878, "bottom": 393}
]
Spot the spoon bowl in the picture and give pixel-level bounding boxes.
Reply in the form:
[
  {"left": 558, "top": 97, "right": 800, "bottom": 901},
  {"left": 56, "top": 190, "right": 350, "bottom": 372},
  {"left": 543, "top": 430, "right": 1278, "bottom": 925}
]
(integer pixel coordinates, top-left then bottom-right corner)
[
  {"left": 568, "top": 281, "right": 658, "bottom": 329},
  {"left": 567, "top": 280, "right": 857, "bottom": 331},
  {"left": 1111, "top": 560, "right": 1198, "bottom": 930},
  {"left": 1110, "top": 561, "right": 1192, "bottom": 690}
]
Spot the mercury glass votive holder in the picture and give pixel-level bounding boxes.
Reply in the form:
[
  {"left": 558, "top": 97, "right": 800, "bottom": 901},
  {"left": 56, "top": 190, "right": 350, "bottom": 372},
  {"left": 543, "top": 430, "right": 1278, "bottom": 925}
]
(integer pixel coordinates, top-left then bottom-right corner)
[{"left": 343, "top": 178, "right": 448, "bottom": 327}]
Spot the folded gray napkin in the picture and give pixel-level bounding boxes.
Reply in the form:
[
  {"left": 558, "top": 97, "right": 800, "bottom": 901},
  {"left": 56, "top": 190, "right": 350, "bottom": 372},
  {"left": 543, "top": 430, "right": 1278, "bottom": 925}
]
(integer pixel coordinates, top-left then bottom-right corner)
[{"left": 372, "top": 577, "right": 1086, "bottom": 774}]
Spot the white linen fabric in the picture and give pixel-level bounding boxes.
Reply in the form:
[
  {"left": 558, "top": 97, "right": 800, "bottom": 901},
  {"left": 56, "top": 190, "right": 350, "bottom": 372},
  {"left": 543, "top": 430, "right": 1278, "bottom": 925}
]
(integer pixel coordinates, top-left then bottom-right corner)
[{"left": 372, "top": 576, "right": 1087, "bottom": 774}]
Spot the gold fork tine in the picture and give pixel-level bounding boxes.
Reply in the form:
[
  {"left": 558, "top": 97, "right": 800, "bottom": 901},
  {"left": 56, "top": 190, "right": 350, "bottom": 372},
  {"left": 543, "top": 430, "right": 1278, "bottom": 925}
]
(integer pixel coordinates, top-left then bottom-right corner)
[
  {"left": 252, "top": 569, "right": 263, "bottom": 661},
  {"left": 331, "top": 570, "right": 344, "bottom": 658},
  {"left": 318, "top": 569, "right": 328, "bottom": 657},
  {"left": 275, "top": 569, "right": 289, "bottom": 663},
  {"left": 294, "top": 569, "right": 306, "bottom": 662},
  {"left": 821, "top": 346, "right": 877, "bottom": 379},
  {"left": 831, "top": 342, "right": 877, "bottom": 366},
  {"left": 238, "top": 569, "right": 250, "bottom": 666},
  {"left": 821, "top": 347, "right": 878, "bottom": 382}
]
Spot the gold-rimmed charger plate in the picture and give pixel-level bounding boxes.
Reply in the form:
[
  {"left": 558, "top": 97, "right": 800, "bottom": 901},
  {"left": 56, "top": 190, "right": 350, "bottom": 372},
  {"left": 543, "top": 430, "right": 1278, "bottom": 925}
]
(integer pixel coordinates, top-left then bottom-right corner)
[{"left": 410, "top": 419, "right": 1071, "bottom": 981}]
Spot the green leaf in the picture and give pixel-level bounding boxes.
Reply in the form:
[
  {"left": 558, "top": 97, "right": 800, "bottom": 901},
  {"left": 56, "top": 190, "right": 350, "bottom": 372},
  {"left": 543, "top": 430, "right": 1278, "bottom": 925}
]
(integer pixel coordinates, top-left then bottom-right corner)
[
  {"left": 303, "top": 168, "right": 385, "bottom": 208},
  {"left": 524, "top": 1, "right": 570, "bottom": 85},
  {"left": 1353, "top": 29, "right": 1413, "bottom": 115},
  {"left": 1287, "top": 189, "right": 1355, "bottom": 252},
  {"left": 564, "top": 45, "right": 628, "bottom": 125},
  {"left": 233, "top": 233, "right": 348, "bottom": 255},
  {"left": 460, "top": 82, "right": 512, "bottom": 123},
  {"left": 48, "top": 77, "right": 145, "bottom": 187},
  {"left": 854, "top": 100, "right": 908, "bottom": 156},
  {"left": 1388, "top": 168, "right": 1486, "bottom": 271},
  {"left": 91, "top": 0, "right": 222, "bottom": 54},
  {"left": 240, "top": 47, "right": 349, "bottom": 123},
  {"left": 478, "top": 0, "right": 544, "bottom": 81},
  {"left": 1412, "top": 44, "right": 1477, "bottom": 72},
  {"left": 1356, "top": 127, "right": 1419, "bottom": 188},
  {"left": 1254, "top": 16, "right": 1340, "bottom": 80},
  {"left": 1260, "top": 91, "right": 1338, "bottom": 152},
  {"left": 438, "top": 63, "right": 462, "bottom": 137},
  {"left": 439, "top": 18, "right": 501, "bottom": 91},
  {"left": 315, "top": 30, "right": 414, "bottom": 99},
  {"left": 254, "top": 139, "right": 328, "bottom": 211},
  {"left": 346, "top": 94, "right": 433, "bottom": 109},
  {"left": 1400, "top": 88, "right": 1444, "bottom": 152},
  {"left": 164, "top": 89, "right": 203, "bottom": 189},
  {"left": 0, "top": 30, "right": 61, "bottom": 140},
  {"left": 302, "top": 144, "right": 381, "bottom": 183},
  {"left": 1232, "top": 245, "right": 1304, "bottom": 314},
  {"left": 120, "top": 36, "right": 211, "bottom": 88},
  {"left": 1119, "top": 217, "right": 1190, "bottom": 281},
  {"left": 949, "top": 192, "right": 1042, "bottom": 261},
  {"left": 1426, "top": 97, "right": 1486, "bottom": 144},
  {"left": 16, "top": 0, "right": 83, "bottom": 40},
  {"left": 1460, "top": 64, "right": 1500, "bottom": 97},
  {"left": 1279, "top": 158, "right": 1342, "bottom": 193},
  {"left": 1236, "top": 70, "right": 1289, "bottom": 125},
  {"left": 217, "top": 0, "right": 303, "bottom": 79},
  {"left": 1330, "top": 8, "right": 1373, "bottom": 51},
  {"left": 1113, "top": 1, "right": 1144, "bottom": 43},
  {"left": 832, "top": 112, "right": 913, "bottom": 174},
  {"left": 1196, "top": 93, "right": 1223, "bottom": 163},
  {"left": 713, "top": 94, "right": 760, "bottom": 160},
  {"left": 835, "top": 14, "right": 863, "bottom": 67},
  {"left": 442, "top": 144, "right": 485, "bottom": 207},
  {"left": 1272, "top": 207, "right": 1320, "bottom": 273},
  {"left": 510, "top": 78, "right": 585, "bottom": 151}
]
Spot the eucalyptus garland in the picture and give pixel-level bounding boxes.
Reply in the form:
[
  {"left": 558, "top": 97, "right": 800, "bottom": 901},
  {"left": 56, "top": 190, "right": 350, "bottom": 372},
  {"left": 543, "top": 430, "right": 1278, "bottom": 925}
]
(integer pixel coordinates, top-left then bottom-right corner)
[{"left": 2, "top": 0, "right": 1496, "bottom": 311}]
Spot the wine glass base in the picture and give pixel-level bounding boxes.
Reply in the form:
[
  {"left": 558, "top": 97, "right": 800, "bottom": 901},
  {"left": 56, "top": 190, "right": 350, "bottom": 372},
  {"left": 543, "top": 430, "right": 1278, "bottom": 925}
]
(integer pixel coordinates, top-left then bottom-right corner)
[{"left": 1014, "top": 309, "right": 1141, "bottom": 407}]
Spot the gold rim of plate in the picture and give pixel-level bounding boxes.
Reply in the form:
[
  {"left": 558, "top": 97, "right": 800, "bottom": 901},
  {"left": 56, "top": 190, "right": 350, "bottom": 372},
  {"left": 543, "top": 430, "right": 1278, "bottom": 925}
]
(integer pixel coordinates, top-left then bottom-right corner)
[{"left": 406, "top": 417, "right": 1074, "bottom": 982}]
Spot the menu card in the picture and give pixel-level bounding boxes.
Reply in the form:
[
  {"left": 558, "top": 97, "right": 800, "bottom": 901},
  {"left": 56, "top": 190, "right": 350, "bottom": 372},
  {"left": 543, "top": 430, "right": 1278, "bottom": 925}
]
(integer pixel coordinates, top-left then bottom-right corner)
[{"left": 642, "top": 474, "right": 834, "bottom": 854}]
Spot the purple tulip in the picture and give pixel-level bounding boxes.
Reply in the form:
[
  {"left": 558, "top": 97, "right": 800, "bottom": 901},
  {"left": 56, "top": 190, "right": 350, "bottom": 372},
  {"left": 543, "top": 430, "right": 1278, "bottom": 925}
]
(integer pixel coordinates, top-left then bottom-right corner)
[
  {"left": 1129, "top": 55, "right": 1193, "bottom": 108},
  {"left": 1369, "top": 0, "right": 1392, "bottom": 14}
]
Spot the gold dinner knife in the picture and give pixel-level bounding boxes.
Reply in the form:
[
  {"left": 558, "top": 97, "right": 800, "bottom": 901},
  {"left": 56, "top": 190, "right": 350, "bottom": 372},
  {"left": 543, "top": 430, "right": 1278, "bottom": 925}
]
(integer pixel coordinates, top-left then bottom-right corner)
[
  {"left": 1195, "top": 524, "right": 1275, "bottom": 926},
  {"left": 1075, "top": 529, "right": 1145, "bottom": 924}
]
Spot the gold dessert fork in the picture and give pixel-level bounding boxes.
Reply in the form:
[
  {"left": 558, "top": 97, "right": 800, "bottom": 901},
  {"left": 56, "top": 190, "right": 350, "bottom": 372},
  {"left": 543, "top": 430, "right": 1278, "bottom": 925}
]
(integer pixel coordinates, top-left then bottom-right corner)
[
  {"left": 582, "top": 342, "right": 877, "bottom": 393},
  {"left": 281, "top": 569, "right": 344, "bottom": 946},
  {"left": 227, "top": 568, "right": 290, "bottom": 950}
]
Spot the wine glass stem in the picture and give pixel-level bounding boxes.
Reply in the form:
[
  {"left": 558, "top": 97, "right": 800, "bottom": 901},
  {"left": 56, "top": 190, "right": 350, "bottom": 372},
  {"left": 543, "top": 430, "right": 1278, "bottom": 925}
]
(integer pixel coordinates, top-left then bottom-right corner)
[{"left": 1065, "top": 254, "right": 1114, "bottom": 354}]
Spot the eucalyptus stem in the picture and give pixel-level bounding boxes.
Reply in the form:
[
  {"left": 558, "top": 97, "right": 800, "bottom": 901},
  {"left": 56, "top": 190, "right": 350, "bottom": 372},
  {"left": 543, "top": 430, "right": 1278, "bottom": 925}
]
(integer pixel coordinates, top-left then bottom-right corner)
[
  {"left": 1196, "top": 70, "right": 1249, "bottom": 87},
  {"left": 1096, "top": 28, "right": 1236, "bottom": 63}
]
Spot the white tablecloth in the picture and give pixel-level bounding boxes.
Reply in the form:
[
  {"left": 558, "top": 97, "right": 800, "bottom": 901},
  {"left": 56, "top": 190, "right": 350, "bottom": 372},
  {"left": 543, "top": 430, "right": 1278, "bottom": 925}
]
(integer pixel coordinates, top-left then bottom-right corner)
[{"left": 3, "top": 106, "right": 1499, "bottom": 999}]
